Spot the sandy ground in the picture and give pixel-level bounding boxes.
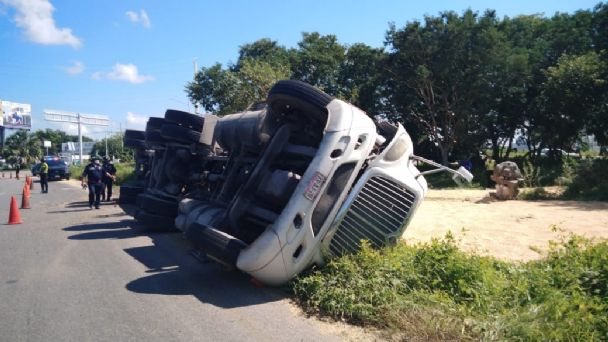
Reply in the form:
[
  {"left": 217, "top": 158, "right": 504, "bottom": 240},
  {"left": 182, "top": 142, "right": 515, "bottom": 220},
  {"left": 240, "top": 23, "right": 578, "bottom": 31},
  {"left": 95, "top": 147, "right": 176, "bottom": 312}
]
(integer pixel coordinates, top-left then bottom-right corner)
[{"left": 403, "top": 188, "right": 608, "bottom": 261}]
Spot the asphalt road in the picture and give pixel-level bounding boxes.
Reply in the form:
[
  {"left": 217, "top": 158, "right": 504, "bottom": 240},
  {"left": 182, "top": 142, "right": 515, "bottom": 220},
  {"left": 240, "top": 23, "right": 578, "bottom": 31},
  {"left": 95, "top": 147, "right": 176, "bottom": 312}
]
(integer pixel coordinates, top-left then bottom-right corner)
[{"left": 0, "top": 174, "right": 369, "bottom": 342}]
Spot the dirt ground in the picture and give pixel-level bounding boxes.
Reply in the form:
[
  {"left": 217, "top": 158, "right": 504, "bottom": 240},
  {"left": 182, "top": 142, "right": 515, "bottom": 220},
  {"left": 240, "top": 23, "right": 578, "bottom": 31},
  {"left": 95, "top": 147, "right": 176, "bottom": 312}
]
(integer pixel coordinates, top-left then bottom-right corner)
[{"left": 403, "top": 188, "right": 608, "bottom": 261}]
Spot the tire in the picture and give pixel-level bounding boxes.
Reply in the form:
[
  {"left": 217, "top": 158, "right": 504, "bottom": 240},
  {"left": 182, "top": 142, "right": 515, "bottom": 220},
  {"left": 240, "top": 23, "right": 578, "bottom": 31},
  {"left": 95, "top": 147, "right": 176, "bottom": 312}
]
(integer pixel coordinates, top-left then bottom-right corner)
[
  {"left": 125, "top": 129, "right": 146, "bottom": 141},
  {"left": 145, "top": 130, "right": 165, "bottom": 145},
  {"left": 160, "top": 124, "right": 201, "bottom": 144},
  {"left": 65, "top": 174, "right": 70, "bottom": 180},
  {"left": 146, "top": 117, "right": 165, "bottom": 131},
  {"left": 135, "top": 209, "right": 177, "bottom": 232},
  {"left": 165, "top": 109, "right": 204, "bottom": 131},
  {"left": 137, "top": 193, "right": 178, "bottom": 217},
  {"left": 120, "top": 193, "right": 137, "bottom": 204},
  {"left": 267, "top": 80, "right": 333, "bottom": 113},
  {"left": 120, "top": 184, "right": 144, "bottom": 197},
  {"left": 124, "top": 138, "right": 147, "bottom": 149}
]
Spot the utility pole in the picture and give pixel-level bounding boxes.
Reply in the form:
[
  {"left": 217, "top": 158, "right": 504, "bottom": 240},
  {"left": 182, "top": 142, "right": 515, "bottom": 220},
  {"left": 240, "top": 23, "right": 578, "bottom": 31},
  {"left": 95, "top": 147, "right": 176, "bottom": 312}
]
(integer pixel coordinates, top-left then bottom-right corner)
[
  {"left": 78, "top": 113, "right": 83, "bottom": 165},
  {"left": 120, "top": 122, "right": 123, "bottom": 153},
  {"left": 105, "top": 127, "right": 108, "bottom": 158},
  {"left": 193, "top": 58, "right": 200, "bottom": 116}
]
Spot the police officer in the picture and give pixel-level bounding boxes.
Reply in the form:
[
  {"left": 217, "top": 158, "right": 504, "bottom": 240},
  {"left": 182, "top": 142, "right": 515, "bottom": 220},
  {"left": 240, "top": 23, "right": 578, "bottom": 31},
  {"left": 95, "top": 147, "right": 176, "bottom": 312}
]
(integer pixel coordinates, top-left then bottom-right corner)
[
  {"left": 101, "top": 156, "right": 117, "bottom": 202},
  {"left": 82, "top": 156, "right": 104, "bottom": 209},
  {"left": 40, "top": 159, "right": 49, "bottom": 193}
]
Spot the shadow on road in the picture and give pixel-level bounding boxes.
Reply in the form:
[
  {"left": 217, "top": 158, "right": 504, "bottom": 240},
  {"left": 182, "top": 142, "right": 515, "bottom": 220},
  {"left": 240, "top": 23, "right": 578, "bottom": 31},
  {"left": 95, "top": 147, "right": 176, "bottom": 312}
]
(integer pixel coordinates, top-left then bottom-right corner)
[
  {"left": 62, "top": 202, "right": 288, "bottom": 308},
  {"left": 64, "top": 219, "right": 142, "bottom": 240}
]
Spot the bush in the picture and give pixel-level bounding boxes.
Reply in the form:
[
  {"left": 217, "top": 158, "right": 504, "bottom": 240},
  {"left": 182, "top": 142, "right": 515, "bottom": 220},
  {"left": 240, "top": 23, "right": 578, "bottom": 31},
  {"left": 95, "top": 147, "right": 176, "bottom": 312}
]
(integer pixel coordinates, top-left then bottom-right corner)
[
  {"left": 292, "top": 234, "right": 608, "bottom": 340},
  {"left": 69, "top": 162, "right": 135, "bottom": 185},
  {"left": 563, "top": 159, "right": 608, "bottom": 201}
]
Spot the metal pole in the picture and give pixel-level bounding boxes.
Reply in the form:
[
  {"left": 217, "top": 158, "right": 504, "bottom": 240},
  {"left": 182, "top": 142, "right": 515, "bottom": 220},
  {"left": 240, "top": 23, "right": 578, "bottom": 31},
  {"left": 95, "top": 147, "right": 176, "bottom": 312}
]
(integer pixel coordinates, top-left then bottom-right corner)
[
  {"left": 78, "top": 113, "right": 83, "bottom": 165},
  {"left": 120, "top": 123, "right": 123, "bottom": 153},
  {"left": 105, "top": 129, "right": 108, "bottom": 158},
  {"left": 193, "top": 58, "right": 200, "bottom": 115}
]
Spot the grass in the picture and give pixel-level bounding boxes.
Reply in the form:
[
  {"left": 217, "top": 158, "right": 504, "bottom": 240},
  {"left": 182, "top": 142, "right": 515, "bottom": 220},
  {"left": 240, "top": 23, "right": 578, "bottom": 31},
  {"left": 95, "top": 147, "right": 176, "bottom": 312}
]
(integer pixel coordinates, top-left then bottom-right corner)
[
  {"left": 69, "top": 162, "right": 135, "bottom": 185},
  {"left": 291, "top": 233, "right": 608, "bottom": 341}
]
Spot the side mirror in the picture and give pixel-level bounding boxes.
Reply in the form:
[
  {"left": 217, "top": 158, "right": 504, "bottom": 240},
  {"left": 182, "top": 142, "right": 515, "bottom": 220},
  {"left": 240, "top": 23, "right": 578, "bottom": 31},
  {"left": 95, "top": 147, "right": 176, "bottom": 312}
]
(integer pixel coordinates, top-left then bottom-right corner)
[{"left": 453, "top": 166, "right": 474, "bottom": 184}]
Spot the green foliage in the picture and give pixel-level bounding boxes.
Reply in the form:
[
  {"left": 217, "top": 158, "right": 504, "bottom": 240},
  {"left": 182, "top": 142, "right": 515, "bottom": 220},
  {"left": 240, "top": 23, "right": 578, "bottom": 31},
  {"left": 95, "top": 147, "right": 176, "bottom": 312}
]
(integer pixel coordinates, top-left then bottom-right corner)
[
  {"left": 522, "top": 158, "right": 541, "bottom": 187},
  {"left": 185, "top": 5, "right": 608, "bottom": 173},
  {"left": 563, "top": 158, "right": 608, "bottom": 201},
  {"left": 114, "top": 162, "right": 136, "bottom": 185},
  {"left": 69, "top": 164, "right": 84, "bottom": 180},
  {"left": 1, "top": 129, "right": 93, "bottom": 165},
  {"left": 292, "top": 234, "right": 608, "bottom": 340},
  {"left": 517, "top": 187, "right": 560, "bottom": 200},
  {"left": 70, "top": 162, "right": 135, "bottom": 186},
  {"left": 90, "top": 133, "right": 134, "bottom": 162}
]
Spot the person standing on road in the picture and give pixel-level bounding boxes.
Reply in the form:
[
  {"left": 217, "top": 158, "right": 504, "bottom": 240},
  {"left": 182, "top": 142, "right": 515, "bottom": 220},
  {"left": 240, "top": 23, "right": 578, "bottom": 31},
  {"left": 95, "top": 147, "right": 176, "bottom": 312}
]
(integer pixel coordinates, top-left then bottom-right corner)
[
  {"left": 15, "top": 156, "right": 21, "bottom": 179},
  {"left": 40, "top": 159, "right": 49, "bottom": 193},
  {"left": 82, "top": 157, "right": 104, "bottom": 209},
  {"left": 101, "top": 157, "right": 117, "bottom": 202}
]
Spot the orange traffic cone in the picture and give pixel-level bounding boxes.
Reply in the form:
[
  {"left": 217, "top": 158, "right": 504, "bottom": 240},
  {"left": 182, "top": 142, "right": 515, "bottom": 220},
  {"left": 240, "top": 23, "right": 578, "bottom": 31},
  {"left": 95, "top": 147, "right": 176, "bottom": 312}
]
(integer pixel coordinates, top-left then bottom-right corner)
[
  {"left": 21, "top": 188, "right": 31, "bottom": 209},
  {"left": 30, "top": 178, "right": 34, "bottom": 190},
  {"left": 8, "top": 196, "right": 22, "bottom": 224}
]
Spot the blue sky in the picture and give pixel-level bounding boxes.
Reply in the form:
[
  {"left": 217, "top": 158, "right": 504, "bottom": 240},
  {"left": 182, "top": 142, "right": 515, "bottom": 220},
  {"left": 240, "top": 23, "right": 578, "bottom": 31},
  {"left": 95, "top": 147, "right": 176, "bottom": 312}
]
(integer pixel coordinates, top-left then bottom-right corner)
[{"left": 0, "top": 0, "right": 600, "bottom": 139}]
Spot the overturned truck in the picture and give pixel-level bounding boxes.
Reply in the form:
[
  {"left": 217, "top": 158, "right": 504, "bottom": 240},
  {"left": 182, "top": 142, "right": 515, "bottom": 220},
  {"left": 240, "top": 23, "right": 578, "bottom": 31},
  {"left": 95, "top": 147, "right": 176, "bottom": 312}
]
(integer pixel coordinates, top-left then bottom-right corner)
[{"left": 122, "top": 80, "right": 470, "bottom": 285}]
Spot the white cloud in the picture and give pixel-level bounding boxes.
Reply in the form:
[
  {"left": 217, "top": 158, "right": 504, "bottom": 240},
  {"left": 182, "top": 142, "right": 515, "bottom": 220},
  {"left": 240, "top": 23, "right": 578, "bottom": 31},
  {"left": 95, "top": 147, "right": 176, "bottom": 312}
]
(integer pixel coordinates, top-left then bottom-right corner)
[
  {"left": 126, "top": 112, "right": 148, "bottom": 130},
  {"left": 125, "top": 9, "right": 150, "bottom": 28},
  {"left": 1, "top": 0, "right": 82, "bottom": 48},
  {"left": 91, "top": 63, "right": 154, "bottom": 84},
  {"left": 64, "top": 60, "right": 84, "bottom": 75}
]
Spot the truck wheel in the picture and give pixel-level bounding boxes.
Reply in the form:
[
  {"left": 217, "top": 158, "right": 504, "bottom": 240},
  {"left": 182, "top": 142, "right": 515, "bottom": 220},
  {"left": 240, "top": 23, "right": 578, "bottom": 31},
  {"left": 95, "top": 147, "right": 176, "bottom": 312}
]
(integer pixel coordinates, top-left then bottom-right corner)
[
  {"left": 137, "top": 193, "right": 178, "bottom": 217},
  {"left": 145, "top": 130, "right": 165, "bottom": 146},
  {"left": 146, "top": 117, "right": 165, "bottom": 131},
  {"left": 135, "top": 209, "right": 177, "bottom": 232},
  {"left": 124, "top": 138, "right": 147, "bottom": 149},
  {"left": 165, "top": 109, "right": 204, "bottom": 131},
  {"left": 120, "top": 184, "right": 144, "bottom": 197},
  {"left": 160, "top": 124, "right": 201, "bottom": 144},
  {"left": 125, "top": 129, "right": 146, "bottom": 141},
  {"left": 267, "top": 80, "right": 333, "bottom": 113}
]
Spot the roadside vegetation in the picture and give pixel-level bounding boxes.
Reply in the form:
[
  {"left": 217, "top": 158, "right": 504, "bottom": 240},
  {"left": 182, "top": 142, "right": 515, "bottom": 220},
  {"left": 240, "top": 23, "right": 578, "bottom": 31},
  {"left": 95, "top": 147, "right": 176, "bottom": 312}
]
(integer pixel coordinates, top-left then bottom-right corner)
[
  {"left": 292, "top": 233, "right": 608, "bottom": 340},
  {"left": 518, "top": 158, "right": 608, "bottom": 201},
  {"left": 70, "top": 162, "right": 135, "bottom": 186}
]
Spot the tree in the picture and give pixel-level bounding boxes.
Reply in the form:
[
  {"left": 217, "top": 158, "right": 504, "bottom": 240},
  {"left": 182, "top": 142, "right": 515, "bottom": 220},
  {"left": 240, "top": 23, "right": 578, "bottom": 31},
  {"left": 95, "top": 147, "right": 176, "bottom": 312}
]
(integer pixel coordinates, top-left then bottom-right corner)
[
  {"left": 186, "top": 39, "right": 291, "bottom": 115},
  {"left": 91, "top": 133, "right": 133, "bottom": 162},
  {"left": 337, "top": 43, "right": 388, "bottom": 117},
  {"left": 290, "top": 32, "right": 345, "bottom": 95},
  {"left": 540, "top": 52, "right": 607, "bottom": 149},
  {"left": 29, "top": 129, "right": 88, "bottom": 155},
  {"left": 385, "top": 10, "right": 491, "bottom": 165},
  {"left": 2, "top": 130, "right": 41, "bottom": 164},
  {"left": 235, "top": 38, "right": 291, "bottom": 71}
]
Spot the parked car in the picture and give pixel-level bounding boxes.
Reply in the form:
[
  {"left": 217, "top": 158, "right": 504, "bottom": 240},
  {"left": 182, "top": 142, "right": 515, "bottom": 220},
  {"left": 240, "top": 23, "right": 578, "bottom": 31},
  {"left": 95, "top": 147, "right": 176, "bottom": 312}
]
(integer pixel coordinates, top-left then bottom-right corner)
[
  {"left": 540, "top": 148, "right": 579, "bottom": 158},
  {"left": 127, "top": 80, "right": 470, "bottom": 285},
  {"left": 31, "top": 156, "right": 71, "bottom": 180}
]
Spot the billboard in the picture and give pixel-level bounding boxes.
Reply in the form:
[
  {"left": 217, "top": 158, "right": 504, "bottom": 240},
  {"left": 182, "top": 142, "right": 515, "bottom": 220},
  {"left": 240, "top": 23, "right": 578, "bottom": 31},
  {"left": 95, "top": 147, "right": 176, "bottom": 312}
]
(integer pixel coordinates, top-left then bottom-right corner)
[
  {"left": 1, "top": 100, "right": 32, "bottom": 130},
  {"left": 61, "top": 141, "right": 96, "bottom": 154}
]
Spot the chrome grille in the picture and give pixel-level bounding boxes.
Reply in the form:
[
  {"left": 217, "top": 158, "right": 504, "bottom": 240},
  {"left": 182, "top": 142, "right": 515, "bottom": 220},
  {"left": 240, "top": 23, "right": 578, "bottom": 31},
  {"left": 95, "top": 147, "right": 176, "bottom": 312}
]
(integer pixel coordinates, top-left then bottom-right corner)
[{"left": 328, "top": 176, "right": 416, "bottom": 257}]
